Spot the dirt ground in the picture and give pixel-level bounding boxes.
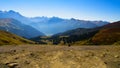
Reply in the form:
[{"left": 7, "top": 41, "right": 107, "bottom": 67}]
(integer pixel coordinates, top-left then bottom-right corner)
[{"left": 0, "top": 45, "right": 120, "bottom": 68}]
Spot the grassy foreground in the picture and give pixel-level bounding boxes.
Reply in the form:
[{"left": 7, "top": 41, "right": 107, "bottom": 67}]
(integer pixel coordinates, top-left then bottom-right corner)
[{"left": 0, "top": 45, "right": 120, "bottom": 68}]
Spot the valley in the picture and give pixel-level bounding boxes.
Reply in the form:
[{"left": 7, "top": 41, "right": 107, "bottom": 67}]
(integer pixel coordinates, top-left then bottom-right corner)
[{"left": 31, "top": 21, "right": 120, "bottom": 45}]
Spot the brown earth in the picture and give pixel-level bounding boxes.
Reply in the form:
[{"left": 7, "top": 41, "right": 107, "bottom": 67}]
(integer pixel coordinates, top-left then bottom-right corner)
[{"left": 0, "top": 45, "right": 120, "bottom": 68}]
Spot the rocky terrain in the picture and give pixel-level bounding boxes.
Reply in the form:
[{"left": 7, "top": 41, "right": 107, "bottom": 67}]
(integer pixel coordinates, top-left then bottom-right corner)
[{"left": 0, "top": 45, "right": 120, "bottom": 68}]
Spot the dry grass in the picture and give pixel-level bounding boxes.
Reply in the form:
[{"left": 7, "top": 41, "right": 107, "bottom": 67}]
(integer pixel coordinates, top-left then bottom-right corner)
[{"left": 0, "top": 45, "right": 120, "bottom": 68}]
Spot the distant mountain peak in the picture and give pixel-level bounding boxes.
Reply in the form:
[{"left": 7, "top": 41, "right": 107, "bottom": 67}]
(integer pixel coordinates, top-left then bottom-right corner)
[
  {"left": 0, "top": 10, "right": 110, "bottom": 35},
  {"left": 0, "top": 10, "right": 17, "bottom": 13},
  {"left": 8, "top": 10, "right": 16, "bottom": 13},
  {"left": 50, "top": 16, "right": 63, "bottom": 20}
]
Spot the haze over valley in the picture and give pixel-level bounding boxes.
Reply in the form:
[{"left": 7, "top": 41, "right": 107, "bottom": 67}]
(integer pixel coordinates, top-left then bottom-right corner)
[{"left": 0, "top": 10, "right": 109, "bottom": 36}]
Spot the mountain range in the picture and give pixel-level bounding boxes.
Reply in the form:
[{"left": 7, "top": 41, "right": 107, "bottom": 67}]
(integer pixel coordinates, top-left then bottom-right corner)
[
  {"left": 29, "top": 17, "right": 109, "bottom": 35},
  {"left": 0, "top": 10, "right": 119, "bottom": 45},
  {"left": 0, "top": 18, "right": 45, "bottom": 38},
  {"left": 0, "top": 10, "right": 109, "bottom": 35}
]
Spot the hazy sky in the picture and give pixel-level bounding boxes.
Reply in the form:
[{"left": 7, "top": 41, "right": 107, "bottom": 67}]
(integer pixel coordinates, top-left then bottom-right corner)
[{"left": 0, "top": 0, "right": 120, "bottom": 22}]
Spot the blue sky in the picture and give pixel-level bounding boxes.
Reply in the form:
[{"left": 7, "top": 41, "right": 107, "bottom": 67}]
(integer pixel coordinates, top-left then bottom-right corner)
[{"left": 0, "top": 0, "right": 120, "bottom": 22}]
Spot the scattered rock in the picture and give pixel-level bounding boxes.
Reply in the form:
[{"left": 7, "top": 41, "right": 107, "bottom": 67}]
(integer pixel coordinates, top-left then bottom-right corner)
[
  {"left": 24, "top": 60, "right": 30, "bottom": 64},
  {"left": 10, "top": 49, "right": 16, "bottom": 53},
  {"left": 5, "top": 62, "right": 18, "bottom": 68},
  {"left": 30, "top": 53, "right": 34, "bottom": 56},
  {"left": 0, "top": 45, "right": 119, "bottom": 68},
  {"left": 101, "top": 53, "right": 107, "bottom": 57},
  {"left": 14, "top": 57, "right": 19, "bottom": 60},
  {"left": 114, "top": 55, "right": 119, "bottom": 58},
  {"left": 104, "top": 62, "right": 107, "bottom": 64}
]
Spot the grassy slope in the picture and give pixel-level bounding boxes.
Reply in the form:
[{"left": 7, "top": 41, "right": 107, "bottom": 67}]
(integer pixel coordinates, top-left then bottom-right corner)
[
  {"left": 91, "top": 28, "right": 120, "bottom": 45},
  {"left": 69, "top": 21, "right": 120, "bottom": 45},
  {"left": 91, "top": 21, "right": 120, "bottom": 45},
  {"left": 0, "top": 30, "right": 34, "bottom": 45}
]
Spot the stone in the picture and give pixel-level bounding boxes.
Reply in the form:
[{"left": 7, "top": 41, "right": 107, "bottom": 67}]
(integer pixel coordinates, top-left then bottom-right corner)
[
  {"left": 114, "top": 55, "right": 119, "bottom": 58},
  {"left": 5, "top": 62, "right": 18, "bottom": 68}
]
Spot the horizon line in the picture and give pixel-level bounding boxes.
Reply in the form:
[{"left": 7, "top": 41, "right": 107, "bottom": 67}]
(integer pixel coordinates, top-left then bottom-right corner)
[{"left": 0, "top": 10, "right": 117, "bottom": 22}]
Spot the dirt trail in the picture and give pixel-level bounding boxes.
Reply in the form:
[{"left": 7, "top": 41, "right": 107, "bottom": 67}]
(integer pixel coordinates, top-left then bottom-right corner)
[{"left": 0, "top": 45, "right": 120, "bottom": 68}]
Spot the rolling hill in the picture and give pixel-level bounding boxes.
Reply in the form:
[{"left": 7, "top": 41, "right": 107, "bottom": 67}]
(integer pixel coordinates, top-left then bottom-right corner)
[
  {"left": 31, "top": 27, "right": 100, "bottom": 45},
  {"left": 91, "top": 21, "right": 120, "bottom": 45},
  {"left": 53, "top": 27, "right": 101, "bottom": 37},
  {"left": 0, "top": 30, "right": 34, "bottom": 45}
]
